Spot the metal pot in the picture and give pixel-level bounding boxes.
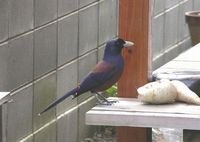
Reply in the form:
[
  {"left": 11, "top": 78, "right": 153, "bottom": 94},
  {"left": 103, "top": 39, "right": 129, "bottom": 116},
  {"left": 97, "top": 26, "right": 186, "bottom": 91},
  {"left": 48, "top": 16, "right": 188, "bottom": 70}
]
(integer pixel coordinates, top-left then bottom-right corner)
[{"left": 185, "top": 11, "right": 200, "bottom": 46}]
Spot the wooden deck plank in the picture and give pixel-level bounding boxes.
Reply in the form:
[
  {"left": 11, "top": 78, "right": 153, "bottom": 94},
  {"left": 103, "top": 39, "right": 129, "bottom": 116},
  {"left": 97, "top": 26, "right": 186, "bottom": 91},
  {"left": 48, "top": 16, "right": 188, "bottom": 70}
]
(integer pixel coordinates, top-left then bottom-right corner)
[
  {"left": 86, "top": 98, "right": 200, "bottom": 130},
  {"left": 153, "top": 43, "right": 200, "bottom": 80},
  {"left": 153, "top": 44, "right": 200, "bottom": 78},
  {"left": 174, "top": 43, "right": 200, "bottom": 62}
]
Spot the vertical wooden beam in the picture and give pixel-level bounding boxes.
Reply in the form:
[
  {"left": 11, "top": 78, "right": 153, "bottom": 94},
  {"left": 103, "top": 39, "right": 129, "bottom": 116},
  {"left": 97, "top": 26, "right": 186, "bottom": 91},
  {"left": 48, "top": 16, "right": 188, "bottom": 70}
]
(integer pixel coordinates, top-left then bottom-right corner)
[{"left": 117, "top": 0, "right": 150, "bottom": 141}]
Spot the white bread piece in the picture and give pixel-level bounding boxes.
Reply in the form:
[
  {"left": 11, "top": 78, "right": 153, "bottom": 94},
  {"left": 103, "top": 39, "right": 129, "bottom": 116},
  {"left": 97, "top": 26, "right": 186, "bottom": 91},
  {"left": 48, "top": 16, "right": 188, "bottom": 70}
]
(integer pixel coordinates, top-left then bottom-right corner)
[
  {"left": 171, "top": 80, "right": 200, "bottom": 105},
  {"left": 137, "top": 79, "right": 177, "bottom": 104}
]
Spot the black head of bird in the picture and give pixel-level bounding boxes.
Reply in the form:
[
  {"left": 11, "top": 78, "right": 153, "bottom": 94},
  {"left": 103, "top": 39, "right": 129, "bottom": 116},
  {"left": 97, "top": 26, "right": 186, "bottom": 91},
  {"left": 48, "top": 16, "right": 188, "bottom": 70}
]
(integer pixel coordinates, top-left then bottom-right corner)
[{"left": 104, "top": 38, "right": 134, "bottom": 57}]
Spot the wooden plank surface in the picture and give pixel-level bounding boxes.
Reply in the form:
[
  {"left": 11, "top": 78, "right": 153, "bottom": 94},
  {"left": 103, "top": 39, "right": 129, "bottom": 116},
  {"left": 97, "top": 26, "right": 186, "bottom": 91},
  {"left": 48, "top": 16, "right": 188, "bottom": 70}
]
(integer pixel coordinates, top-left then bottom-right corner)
[
  {"left": 88, "top": 98, "right": 200, "bottom": 115},
  {"left": 174, "top": 43, "right": 200, "bottom": 62},
  {"left": 86, "top": 98, "right": 200, "bottom": 130},
  {"left": 153, "top": 43, "right": 200, "bottom": 80},
  {"left": 118, "top": 0, "right": 150, "bottom": 141}
]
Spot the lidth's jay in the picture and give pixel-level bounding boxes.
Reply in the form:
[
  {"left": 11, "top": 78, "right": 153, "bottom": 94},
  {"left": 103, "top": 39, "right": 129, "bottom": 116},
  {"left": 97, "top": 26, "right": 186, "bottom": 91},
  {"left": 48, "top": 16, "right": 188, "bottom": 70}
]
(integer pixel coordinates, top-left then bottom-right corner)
[{"left": 39, "top": 38, "right": 134, "bottom": 115}]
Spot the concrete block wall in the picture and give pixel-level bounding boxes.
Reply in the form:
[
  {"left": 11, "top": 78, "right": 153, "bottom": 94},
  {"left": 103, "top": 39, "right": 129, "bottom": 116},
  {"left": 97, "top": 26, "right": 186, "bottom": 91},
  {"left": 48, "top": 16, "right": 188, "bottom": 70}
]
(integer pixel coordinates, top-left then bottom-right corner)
[
  {"left": 0, "top": 0, "right": 118, "bottom": 141},
  {"left": 151, "top": 0, "right": 200, "bottom": 70}
]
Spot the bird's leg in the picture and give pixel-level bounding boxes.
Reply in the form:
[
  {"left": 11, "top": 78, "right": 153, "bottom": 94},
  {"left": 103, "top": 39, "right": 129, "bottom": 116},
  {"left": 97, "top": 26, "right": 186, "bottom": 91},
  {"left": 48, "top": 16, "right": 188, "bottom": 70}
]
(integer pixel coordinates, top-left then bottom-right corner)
[
  {"left": 95, "top": 93, "right": 109, "bottom": 102},
  {"left": 95, "top": 94, "right": 106, "bottom": 105},
  {"left": 94, "top": 92, "right": 118, "bottom": 105},
  {"left": 97, "top": 93, "right": 119, "bottom": 103}
]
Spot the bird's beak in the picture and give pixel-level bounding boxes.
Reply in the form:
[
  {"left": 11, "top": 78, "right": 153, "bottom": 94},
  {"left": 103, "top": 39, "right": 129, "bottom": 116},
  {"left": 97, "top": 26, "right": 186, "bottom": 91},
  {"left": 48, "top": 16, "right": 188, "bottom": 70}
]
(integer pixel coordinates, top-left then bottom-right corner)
[
  {"left": 123, "top": 41, "right": 134, "bottom": 53},
  {"left": 123, "top": 41, "right": 134, "bottom": 47}
]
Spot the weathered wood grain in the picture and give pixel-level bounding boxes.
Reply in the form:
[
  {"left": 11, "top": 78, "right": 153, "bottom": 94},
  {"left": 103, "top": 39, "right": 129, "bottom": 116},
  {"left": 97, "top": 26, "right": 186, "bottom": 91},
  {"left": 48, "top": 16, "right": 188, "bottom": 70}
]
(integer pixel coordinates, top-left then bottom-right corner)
[
  {"left": 86, "top": 98, "right": 200, "bottom": 130},
  {"left": 117, "top": 0, "right": 150, "bottom": 141}
]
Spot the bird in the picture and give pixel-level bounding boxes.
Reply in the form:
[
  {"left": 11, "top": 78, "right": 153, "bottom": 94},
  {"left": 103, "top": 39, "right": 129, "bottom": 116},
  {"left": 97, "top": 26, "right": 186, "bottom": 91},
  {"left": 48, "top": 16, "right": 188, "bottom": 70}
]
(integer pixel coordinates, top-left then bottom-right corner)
[{"left": 39, "top": 38, "right": 134, "bottom": 115}]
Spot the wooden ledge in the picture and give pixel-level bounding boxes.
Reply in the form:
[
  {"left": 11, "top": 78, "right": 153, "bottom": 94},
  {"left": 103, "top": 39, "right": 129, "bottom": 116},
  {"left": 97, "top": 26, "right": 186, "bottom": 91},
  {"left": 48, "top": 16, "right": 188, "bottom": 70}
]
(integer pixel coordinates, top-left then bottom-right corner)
[
  {"left": 153, "top": 43, "right": 200, "bottom": 80},
  {"left": 86, "top": 97, "right": 200, "bottom": 130}
]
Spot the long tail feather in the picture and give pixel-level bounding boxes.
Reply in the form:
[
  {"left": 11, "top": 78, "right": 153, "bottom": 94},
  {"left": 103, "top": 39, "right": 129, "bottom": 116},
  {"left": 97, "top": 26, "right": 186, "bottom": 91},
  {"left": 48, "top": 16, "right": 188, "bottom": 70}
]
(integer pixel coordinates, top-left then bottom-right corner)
[{"left": 38, "top": 87, "right": 79, "bottom": 116}]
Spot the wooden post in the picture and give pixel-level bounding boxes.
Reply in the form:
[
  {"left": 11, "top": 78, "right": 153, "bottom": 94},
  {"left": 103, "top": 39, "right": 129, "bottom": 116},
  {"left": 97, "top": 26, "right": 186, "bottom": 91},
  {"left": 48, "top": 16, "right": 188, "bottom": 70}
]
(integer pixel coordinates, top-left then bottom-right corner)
[
  {"left": 183, "top": 130, "right": 200, "bottom": 142},
  {"left": 117, "top": 0, "right": 150, "bottom": 141}
]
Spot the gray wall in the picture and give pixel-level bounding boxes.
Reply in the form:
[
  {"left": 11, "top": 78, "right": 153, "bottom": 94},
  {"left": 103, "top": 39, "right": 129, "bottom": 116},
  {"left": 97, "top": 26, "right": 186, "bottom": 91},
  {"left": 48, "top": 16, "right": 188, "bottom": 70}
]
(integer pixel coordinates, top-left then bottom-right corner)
[
  {"left": 0, "top": 0, "right": 118, "bottom": 141},
  {"left": 151, "top": 0, "right": 200, "bottom": 70}
]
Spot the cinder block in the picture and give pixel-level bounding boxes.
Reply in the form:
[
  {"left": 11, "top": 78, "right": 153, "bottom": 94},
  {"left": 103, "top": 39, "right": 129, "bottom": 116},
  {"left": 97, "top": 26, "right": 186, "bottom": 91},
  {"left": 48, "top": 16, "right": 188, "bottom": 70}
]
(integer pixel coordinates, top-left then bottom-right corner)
[
  {"left": 164, "top": 6, "right": 179, "bottom": 49},
  {"left": 79, "top": 0, "right": 97, "bottom": 8},
  {"left": 79, "top": 4, "right": 98, "bottom": 55},
  {"left": 178, "top": 0, "right": 193, "bottom": 41},
  {"left": 0, "top": 33, "right": 33, "bottom": 91},
  {"left": 164, "top": 44, "right": 180, "bottom": 63},
  {"left": 165, "top": 0, "right": 179, "bottom": 9},
  {"left": 34, "top": 22, "right": 57, "bottom": 79},
  {"left": 152, "top": 55, "right": 165, "bottom": 71},
  {"left": 78, "top": 97, "right": 96, "bottom": 142},
  {"left": 152, "top": 15, "right": 164, "bottom": 59},
  {"left": 78, "top": 50, "right": 97, "bottom": 103},
  {"left": 1, "top": 104, "right": 7, "bottom": 142},
  {"left": 57, "top": 60, "right": 78, "bottom": 116},
  {"left": 58, "top": 12, "right": 78, "bottom": 66},
  {"left": 23, "top": 137, "right": 33, "bottom": 142},
  {"left": 99, "top": 0, "right": 118, "bottom": 45},
  {"left": 179, "top": 38, "right": 192, "bottom": 52},
  {"left": 33, "top": 72, "right": 56, "bottom": 131},
  {"left": 57, "top": 107, "right": 78, "bottom": 142},
  {"left": 0, "top": 0, "right": 8, "bottom": 42},
  {"left": 34, "top": 0, "right": 57, "bottom": 27},
  {"left": 9, "top": 0, "right": 33, "bottom": 37},
  {"left": 78, "top": 50, "right": 97, "bottom": 81},
  {"left": 0, "top": 43, "right": 9, "bottom": 91},
  {"left": 98, "top": 44, "right": 105, "bottom": 62},
  {"left": 178, "top": 2, "right": 186, "bottom": 42},
  {"left": 153, "top": 0, "right": 165, "bottom": 16},
  {"left": 34, "top": 122, "right": 56, "bottom": 142},
  {"left": 193, "top": 0, "right": 200, "bottom": 10},
  {"left": 58, "top": 0, "right": 78, "bottom": 17},
  {"left": 7, "top": 85, "right": 33, "bottom": 142}
]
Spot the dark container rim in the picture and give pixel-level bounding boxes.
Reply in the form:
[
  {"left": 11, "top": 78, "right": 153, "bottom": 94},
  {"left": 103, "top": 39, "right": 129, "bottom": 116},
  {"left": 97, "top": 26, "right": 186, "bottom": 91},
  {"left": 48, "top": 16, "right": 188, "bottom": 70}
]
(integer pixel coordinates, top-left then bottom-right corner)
[{"left": 185, "top": 11, "right": 200, "bottom": 18}]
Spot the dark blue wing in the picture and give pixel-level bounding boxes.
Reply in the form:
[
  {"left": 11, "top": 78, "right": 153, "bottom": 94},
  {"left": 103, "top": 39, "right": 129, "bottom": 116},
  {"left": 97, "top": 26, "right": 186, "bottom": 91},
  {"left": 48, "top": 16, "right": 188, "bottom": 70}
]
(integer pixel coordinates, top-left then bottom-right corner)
[{"left": 77, "top": 61, "right": 117, "bottom": 93}]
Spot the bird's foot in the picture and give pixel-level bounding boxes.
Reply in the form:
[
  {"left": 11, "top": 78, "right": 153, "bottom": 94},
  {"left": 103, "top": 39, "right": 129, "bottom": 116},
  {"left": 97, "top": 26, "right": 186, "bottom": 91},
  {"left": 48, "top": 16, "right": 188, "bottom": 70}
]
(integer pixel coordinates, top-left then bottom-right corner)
[
  {"left": 96, "top": 97, "right": 118, "bottom": 105},
  {"left": 106, "top": 98, "right": 119, "bottom": 105},
  {"left": 71, "top": 93, "right": 79, "bottom": 99},
  {"left": 71, "top": 95, "right": 76, "bottom": 99},
  {"left": 97, "top": 100, "right": 117, "bottom": 105},
  {"left": 105, "top": 100, "right": 118, "bottom": 105},
  {"left": 94, "top": 92, "right": 119, "bottom": 105}
]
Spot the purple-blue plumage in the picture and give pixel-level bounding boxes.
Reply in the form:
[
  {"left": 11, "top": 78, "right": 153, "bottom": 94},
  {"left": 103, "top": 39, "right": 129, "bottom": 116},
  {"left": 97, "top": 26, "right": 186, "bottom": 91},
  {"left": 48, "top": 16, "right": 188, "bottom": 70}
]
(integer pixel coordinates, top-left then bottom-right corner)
[{"left": 39, "top": 38, "right": 133, "bottom": 115}]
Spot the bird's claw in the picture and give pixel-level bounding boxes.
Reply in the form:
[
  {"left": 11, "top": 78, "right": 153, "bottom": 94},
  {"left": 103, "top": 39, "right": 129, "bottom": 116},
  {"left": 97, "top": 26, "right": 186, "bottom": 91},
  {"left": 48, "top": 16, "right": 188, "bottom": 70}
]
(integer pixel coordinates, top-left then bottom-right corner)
[
  {"left": 71, "top": 94, "right": 76, "bottom": 99},
  {"left": 71, "top": 95, "right": 75, "bottom": 99},
  {"left": 94, "top": 93, "right": 119, "bottom": 105},
  {"left": 97, "top": 99, "right": 118, "bottom": 105},
  {"left": 107, "top": 99, "right": 119, "bottom": 105}
]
